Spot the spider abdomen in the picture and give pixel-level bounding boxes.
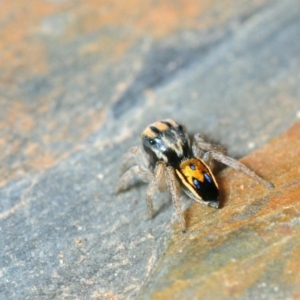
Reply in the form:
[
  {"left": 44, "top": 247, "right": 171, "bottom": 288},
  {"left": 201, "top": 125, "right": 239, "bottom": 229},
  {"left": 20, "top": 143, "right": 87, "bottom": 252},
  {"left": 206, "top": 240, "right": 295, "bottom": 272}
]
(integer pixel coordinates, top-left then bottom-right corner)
[{"left": 176, "top": 158, "right": 219, "bottom": 208}]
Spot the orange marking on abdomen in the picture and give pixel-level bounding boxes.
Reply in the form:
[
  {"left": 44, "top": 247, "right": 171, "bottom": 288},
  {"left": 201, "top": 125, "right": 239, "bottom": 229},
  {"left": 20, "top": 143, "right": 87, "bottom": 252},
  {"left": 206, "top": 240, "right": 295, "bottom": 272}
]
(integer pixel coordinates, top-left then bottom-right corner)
[{"left": 179, "top": 158, "right": 208, "bottom": 183}]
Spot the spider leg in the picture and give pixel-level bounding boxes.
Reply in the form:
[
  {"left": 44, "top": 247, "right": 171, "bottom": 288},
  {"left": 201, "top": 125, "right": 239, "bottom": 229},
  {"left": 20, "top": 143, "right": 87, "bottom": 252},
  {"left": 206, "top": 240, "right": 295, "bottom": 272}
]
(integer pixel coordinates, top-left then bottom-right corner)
[
  {"left": 193, "top": 133, "right": 227, "bottom": 170},
  {"left": 116, "top": 165, "right": 153, "bottom": 193},
  {"left": 193, "top": 133, "right": 227, "bottom": 158},
  {"left": 145, "top": 162, "right": 166, "bottom": 219},
  {"left": 193, "top": 133, "right": 274, "bottom": 189},
  {"left": 166, "top": 166, "right": 186, "bottom": 232},
  {"left": 120, "top": 146, "right": 149, "bottom": 174},
  {"left": 209, "top": 152, "right": 274, "bottom": 189}
]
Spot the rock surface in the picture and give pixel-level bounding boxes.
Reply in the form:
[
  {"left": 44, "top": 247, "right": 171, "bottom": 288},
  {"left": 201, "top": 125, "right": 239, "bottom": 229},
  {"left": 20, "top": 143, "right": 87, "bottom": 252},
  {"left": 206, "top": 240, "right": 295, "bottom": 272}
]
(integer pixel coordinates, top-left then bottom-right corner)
[
  {"left": 138, "top": 121, "right": 300, "bottom": 299},
  {"left": 0, "top": 0, "right": 300, "bottom": 299}
]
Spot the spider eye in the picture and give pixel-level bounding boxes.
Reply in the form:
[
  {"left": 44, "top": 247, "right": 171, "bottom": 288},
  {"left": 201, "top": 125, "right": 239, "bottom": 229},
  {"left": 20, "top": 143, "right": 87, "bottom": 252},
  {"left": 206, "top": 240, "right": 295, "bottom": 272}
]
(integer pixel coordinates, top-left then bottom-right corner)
[{"left": 149, "top": 139, "right": 155, "bottom": 145}]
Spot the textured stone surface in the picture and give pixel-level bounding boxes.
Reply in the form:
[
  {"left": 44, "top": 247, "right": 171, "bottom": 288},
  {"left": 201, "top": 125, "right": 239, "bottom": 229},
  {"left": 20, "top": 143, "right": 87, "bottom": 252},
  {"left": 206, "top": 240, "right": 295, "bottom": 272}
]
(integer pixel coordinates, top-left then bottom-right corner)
[
  {"left": 138, "top": 121, "right": 300, "bottom": 299},
  {"left": 0, "top": 0, "right": 300, "bottom": 299}
]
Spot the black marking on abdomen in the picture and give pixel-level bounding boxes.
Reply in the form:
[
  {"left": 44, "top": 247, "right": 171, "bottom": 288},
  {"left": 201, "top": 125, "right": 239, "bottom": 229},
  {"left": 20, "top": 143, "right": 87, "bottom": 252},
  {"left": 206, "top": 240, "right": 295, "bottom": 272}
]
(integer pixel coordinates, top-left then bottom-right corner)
[{"left": 193, "top": 175, "right": 218, "bottom": 201}]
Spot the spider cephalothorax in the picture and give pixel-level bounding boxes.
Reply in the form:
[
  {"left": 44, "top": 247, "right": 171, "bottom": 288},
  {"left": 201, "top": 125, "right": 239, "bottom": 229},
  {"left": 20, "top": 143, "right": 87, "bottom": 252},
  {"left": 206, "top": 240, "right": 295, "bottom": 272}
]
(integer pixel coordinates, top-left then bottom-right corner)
[
  {"left": 141, "top": 119, "right": 191, "bottom": 168},
  {"left": 116, "top": 119, "right": 274, "bottom": 232}
]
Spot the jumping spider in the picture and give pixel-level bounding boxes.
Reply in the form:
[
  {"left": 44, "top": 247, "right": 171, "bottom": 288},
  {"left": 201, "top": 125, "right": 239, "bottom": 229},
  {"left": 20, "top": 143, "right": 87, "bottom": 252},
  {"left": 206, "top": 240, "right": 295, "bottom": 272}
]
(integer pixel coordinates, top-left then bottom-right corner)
[{"left": 116, "top": 119, "right": 274, "bottom": 232}]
